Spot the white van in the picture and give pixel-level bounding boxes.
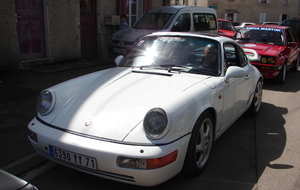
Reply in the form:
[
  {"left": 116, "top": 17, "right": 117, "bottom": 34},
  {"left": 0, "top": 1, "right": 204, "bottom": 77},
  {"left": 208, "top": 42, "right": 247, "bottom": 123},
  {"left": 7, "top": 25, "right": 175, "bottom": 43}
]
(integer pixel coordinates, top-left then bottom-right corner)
[{"left": 108, "top": 6, "right": 218, "bottom": 57}]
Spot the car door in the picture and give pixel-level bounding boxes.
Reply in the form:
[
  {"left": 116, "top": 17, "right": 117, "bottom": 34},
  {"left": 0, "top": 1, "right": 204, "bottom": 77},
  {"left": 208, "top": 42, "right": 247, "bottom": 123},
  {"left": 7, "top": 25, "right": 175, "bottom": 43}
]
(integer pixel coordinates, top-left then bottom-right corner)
[
  {"left": 221, "top": 42, "right": 252, "bottom": 127},
  {"left": 285, "top": 28, "right": 299, "bottom": 67}
]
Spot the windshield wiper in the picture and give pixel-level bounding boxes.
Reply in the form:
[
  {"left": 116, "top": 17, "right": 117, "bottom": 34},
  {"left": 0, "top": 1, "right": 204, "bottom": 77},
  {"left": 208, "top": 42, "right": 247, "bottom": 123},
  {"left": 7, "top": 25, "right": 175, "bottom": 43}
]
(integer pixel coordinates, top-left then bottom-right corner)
[
  {"left": 167, "top": 65, "right": 192, "bottom": 73},
  {"left": 255, "top": 39, "right": 269, "bottom": 44}
]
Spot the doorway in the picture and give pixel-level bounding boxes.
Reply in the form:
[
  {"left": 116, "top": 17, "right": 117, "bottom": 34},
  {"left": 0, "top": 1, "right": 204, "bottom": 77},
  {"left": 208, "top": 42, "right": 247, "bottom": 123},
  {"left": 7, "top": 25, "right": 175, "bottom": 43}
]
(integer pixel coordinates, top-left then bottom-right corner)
[
  {"left": 15, "top": 0, "right": 46, "bottom": 60},
  {"left": 80, "top": 0, "right": 97, "bottom": 58}
]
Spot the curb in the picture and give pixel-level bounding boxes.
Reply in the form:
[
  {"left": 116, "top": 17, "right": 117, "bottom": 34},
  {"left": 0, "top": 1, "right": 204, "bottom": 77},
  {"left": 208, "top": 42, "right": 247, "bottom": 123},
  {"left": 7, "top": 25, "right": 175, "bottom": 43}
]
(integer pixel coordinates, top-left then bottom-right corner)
[{"left": 1, "top": 153, "right": 51, "bottom": 177}]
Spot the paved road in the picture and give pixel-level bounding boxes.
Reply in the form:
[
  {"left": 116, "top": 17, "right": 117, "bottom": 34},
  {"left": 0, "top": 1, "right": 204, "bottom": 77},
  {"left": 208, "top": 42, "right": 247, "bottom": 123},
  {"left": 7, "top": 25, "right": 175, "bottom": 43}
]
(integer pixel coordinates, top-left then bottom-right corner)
[
  {"left": 0, "top": 59, "right": 115, "bottom": 171},
  {"left": 1, "top": 63, "right": 300, "bottom": 189}
]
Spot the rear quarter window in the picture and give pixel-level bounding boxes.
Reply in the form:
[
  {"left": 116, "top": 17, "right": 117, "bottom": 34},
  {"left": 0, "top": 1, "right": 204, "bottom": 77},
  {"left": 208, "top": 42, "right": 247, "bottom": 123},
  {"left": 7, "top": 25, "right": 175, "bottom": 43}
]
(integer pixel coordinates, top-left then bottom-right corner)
[{"left": 194, "top": 13, "right": 217, "bottom": 31}]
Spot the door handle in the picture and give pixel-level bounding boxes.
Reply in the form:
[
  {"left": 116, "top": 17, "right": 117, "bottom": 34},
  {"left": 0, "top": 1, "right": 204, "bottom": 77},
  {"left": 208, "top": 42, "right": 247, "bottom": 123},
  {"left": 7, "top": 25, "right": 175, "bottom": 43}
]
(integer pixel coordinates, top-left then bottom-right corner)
[{"left": 245, "top": 74, "right": 250, "bottom": 80}]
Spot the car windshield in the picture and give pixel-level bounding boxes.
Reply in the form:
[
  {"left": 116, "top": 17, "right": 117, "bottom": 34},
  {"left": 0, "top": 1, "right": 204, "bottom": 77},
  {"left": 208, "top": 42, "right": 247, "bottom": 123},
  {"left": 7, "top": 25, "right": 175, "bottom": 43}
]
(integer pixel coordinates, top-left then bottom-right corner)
[
  {"left": 121, "top": 36, "right": 221, "bottom": 76},
  {"left": 218, "top": 21, "right": 236, "bottom": 32},
  {"left": 132, "top": 13, "right": 175, "bottom": 30},
  {"left": 237, "top": 27, "right": 284, "bottom": 45}
]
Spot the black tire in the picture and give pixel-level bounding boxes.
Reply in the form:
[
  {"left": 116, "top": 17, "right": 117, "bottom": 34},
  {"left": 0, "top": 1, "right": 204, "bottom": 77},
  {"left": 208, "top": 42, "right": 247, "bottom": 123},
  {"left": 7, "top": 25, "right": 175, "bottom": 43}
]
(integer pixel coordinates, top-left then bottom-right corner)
[
  {"left": 276, "top": 63, "right": 286, "bottom": 84},
  {"left": 182, "top": 111, "right": 214, "bottom": 176},
  {"left": 247, "top": 80, "right": 263, "bottom": 116}
]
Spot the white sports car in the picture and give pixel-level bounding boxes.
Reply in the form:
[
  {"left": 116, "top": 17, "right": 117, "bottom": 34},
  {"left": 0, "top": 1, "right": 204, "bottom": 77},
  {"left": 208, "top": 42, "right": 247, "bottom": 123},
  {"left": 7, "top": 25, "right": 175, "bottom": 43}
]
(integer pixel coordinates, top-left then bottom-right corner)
[{"left": 28, "top": 32, "right": 262, "bottom": 186}]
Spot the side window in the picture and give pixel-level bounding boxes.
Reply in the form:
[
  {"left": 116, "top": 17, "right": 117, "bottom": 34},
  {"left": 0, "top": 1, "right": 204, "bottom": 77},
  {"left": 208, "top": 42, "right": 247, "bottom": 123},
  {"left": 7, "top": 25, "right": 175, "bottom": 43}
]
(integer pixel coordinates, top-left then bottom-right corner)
[
  {"left": 171, "top": 13, "right": 191, "bottom": 32},
  {"left": 224, "top": 43, "right": 248, "bottom": 69},
  {"left": 194, "top": 13, "right": 217, "bottom": 31},
  {"left": 286, "top": 29, "right": 296, "bottom": 42},
  {"left": 237, "top": 46, "right": 248, "bottom": 67}
]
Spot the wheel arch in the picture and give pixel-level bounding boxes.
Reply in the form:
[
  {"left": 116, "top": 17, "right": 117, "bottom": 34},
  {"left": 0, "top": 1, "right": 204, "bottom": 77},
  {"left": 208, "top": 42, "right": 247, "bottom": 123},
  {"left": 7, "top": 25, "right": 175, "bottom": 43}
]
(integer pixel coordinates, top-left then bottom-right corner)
[{"left": 193, "top": 107, "right": 216, "bottom": 135}]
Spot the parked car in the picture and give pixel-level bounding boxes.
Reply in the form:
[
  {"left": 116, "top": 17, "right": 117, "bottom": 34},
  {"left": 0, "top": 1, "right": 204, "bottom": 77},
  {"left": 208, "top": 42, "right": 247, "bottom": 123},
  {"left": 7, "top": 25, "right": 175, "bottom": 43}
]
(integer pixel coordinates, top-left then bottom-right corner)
[
  {"left": 108, "top": 6, "right": 218, "bottom": 57},
  {"left": 235, "top": 22, "right": 256, "bottom": 31},
  {"left": 280, "top": 18, "right": 299, "bottom": 31},
  {"left": 28, "top": 32, "right": 262, "bottom": 187},
  {"left": 236, "top": 25, "right": 300, "bottom": 84},
  {"left": 218, "top": 19, "right": 237, "bottom": 38},
  {"left": 262, "top": 22, "right": 279, "bottom": 25},
  {"left": 0, "top": 169, "right": 38, "bottom": 190}
]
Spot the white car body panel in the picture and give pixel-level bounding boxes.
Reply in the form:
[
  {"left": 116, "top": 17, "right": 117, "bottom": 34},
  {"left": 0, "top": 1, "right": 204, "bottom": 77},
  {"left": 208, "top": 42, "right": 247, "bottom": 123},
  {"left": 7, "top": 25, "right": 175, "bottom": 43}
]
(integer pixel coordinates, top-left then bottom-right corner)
[
  {"left": 29, "top": 116, "right": 190, "bottom": 186},
  {"left": 28, "top": 32, "right": 262, "bottom": 186}
]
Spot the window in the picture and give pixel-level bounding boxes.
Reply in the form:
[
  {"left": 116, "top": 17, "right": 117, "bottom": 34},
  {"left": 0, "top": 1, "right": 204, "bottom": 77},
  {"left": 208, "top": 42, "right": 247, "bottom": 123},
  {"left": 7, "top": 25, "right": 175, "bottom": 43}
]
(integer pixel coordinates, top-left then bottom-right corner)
[
  {"left": 80, "top": 0, "right": 95, "bottom": 16},
  {"left": 283, "top": 0, "right": 289, "bottom": 4},
  {"left": 171, "top": 13, "right": 191, "bottom": 32},
  {"left": 224, "top": 43, "right": 248, "bottom": 68},
  {"left": 127, "top": 0, "right": 138, "bottom": 26},
  {"left": 133, "top": 13, "right": 174, "bottom": 30},
  {"left": 193, "top": 13, "right": 217, "bottom": 31},
  {"left": 259, "top": 13, "right": 266, "bottom": 24},
  {"left": 286, "top": 29, "right": 296, "bottom": 42},
  {"left": 258, "top": 0, "right": 270, "bottom": 3}
]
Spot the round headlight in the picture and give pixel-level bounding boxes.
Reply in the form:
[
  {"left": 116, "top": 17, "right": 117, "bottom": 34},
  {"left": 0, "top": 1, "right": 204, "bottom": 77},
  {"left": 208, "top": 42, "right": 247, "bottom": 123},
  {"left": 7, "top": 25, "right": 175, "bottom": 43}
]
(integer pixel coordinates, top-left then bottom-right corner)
[
  {"left": 261, "top": 57, "right": 267, "bottom": 64},
  {"left": 143, "top": 108, "right": 168, "bottom": 139},
  {"left": 268, "top": 57, "right": 275, "bottom": 64},
  {"left": 36, "top": 90, "right": 55, "bottom": 115}
]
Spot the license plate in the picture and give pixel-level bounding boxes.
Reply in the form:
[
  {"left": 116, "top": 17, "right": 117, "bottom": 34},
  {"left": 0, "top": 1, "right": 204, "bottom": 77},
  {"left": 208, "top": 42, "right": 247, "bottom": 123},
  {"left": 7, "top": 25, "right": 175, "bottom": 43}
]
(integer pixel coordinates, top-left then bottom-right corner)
[
  {"left": 49, "top": 145, "right": 97, "bottom": 170},
  {"left": 113, "top": 48, "right": 127, "bottom": 54}
]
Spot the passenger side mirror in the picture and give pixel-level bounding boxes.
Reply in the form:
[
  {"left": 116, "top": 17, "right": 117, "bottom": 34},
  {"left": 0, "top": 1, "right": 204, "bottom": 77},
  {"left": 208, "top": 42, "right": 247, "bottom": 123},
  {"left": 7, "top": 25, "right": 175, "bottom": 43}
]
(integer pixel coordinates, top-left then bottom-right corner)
[
  {"left": 115, "top": 55, "right": 124, "bottom": 66},
  {"left": 224, "top": 66, "right": 246, "bottom": 83}
]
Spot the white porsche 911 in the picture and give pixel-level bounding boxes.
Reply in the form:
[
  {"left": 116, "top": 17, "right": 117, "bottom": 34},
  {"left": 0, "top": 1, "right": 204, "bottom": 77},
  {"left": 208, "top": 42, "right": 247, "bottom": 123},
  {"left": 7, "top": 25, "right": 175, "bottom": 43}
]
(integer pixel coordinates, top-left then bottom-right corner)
[{"left": 28, "top": 32, "right": 262, "bottom": 186}]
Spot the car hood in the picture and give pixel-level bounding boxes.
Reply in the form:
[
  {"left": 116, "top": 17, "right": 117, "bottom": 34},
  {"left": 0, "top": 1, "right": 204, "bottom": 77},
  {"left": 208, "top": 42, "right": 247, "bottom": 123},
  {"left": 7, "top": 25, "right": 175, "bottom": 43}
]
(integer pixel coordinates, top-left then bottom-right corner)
[
  {"left": 239, "top": 43, "right": 285, "bottom": 56},
  {"left": 112, "top": 28, "right": 159, "bottom": 43},
  {"left": 218, "top": 30, "right": 236, "bottom": 38},
  {"left": 50, "top": 67, "right": 208, "bottom": 141}
]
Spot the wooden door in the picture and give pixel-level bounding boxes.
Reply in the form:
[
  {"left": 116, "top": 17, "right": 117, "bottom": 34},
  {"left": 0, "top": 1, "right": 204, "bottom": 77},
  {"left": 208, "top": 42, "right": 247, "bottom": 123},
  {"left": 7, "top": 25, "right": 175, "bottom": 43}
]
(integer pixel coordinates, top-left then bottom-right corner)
[
  {"left": 15, "top": 0, "right": 45, "bottom": 60},
  {"left": 80, "top": 0, "right": 97, "bottom": 57}
]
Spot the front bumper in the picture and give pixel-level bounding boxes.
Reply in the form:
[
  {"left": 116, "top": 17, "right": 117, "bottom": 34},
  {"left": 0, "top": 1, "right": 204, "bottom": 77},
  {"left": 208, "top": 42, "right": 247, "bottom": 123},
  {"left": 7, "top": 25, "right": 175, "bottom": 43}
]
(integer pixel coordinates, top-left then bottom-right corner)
[
  {"left": 251, "top": 63, "right": 282, "bottom": 79},
  {"left": 28, "top": 117, "right": 190, "bottom": 186}
]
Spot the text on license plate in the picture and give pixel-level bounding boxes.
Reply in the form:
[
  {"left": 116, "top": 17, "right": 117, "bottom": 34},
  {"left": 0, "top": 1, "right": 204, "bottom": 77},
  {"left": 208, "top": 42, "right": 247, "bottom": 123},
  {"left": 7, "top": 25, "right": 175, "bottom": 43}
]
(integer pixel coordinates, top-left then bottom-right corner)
[{"left": 49, "top": 145, "right": 97, "bottom": 170}]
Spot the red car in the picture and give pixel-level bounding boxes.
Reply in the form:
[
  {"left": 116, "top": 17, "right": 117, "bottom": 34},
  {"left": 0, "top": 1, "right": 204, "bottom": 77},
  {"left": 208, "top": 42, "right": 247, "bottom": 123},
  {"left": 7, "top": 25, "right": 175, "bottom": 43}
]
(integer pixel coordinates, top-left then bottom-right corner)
[
  {"left": 218, "top": 19, "right": 237, "bottom": 38},
  {"left": 236, "top": 25, "right": 300, "bottom": 84}
]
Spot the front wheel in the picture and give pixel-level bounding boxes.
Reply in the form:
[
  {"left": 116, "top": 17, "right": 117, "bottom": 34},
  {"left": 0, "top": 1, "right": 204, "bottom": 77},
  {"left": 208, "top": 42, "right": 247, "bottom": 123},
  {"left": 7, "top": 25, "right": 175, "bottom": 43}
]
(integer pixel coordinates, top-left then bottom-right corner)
[
  {"left": 182, "top": 111, "right": 214, "bottom": 176},
  {"left": 247, "top": 80, "right": 263, "bottom": 116},
  {"left": 276, "top": 63, "right": 286, "bottom": 84},
  {"left": 292, "top": 54, "right": 300, "bottom": 72}
]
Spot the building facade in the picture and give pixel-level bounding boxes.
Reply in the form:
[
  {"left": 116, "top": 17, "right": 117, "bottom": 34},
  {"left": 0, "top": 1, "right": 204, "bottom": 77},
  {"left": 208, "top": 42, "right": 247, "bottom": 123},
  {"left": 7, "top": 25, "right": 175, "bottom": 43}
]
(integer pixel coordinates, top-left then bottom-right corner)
[
  {"left": 0, "top": 0, "right": 166, "bottom": 70},
  {"left": 1, "top": 0, "right": 299, "bottom": 70}
]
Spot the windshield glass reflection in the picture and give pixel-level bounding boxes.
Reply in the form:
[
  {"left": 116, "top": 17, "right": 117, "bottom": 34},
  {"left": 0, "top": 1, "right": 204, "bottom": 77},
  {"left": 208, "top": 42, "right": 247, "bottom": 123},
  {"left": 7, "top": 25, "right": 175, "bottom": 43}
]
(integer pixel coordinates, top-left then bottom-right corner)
[
  {"left": 121, "top": 36, "right": 221, "bottom": 76},
  {"left": 133, "top": 13, "right": 174, "bottom": 30}
]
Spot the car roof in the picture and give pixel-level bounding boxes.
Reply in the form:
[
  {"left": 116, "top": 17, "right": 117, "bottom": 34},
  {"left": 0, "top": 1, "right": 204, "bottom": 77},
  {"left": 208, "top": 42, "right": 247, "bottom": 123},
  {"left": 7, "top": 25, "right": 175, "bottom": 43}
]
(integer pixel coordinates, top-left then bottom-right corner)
[
  {"left": 146, "top": 31, "right": 233, "bottom": 43},
  {"left": 244, "top": 24, "right": 289, "bottom": 30},
  {"left": 147, "top": 6, "right": 216, "bottom": 14},
  {"left": 218, "top": 19, "right": 233, "bottom": 23},
  {"left": 241, "top": 22, "right": 256, "bottom": 24}
]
